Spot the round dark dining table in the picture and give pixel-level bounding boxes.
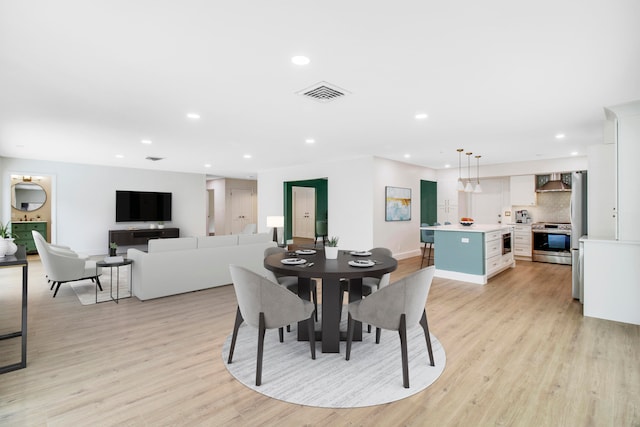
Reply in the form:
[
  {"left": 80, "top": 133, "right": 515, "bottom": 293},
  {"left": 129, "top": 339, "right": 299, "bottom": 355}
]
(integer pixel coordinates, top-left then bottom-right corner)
[{"left": 264, "top": 247, "right": 397, "bottom": 353}]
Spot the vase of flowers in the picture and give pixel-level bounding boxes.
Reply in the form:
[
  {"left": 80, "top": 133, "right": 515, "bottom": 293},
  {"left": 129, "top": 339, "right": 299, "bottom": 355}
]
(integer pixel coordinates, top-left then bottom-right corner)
[
  {"left": 0, "top": 222, "right": 18, "bottom": 257},
  {"left": 4, "top": 238, "right": 18, "bottom": 256},
  {"left": 325, "top": 236, "right": 339, "bottom": 259}
]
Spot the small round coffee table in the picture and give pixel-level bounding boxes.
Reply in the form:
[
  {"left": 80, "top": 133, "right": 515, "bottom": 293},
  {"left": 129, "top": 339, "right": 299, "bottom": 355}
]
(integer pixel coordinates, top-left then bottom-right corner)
[{"left": 95, "top": 258, "right": 133, "bottom": 303}]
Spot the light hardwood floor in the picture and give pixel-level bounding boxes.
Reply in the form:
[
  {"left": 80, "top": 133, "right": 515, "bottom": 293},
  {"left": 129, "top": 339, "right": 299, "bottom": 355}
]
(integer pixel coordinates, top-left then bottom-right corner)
[{"left": 1, "top": 255, "right": 639, "bottom": 426}]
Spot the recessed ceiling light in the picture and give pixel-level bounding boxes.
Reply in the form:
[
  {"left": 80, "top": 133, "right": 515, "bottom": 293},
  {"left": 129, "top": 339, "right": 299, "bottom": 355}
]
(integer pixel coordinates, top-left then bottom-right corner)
[
  {"left": 444, "top": 164, "right": 451, "bottom": 168},
  {"left": 305, "top": 138, "right": 315, "bottom": 144},
  {"left": 115, "top": 154, "right": 124, "bottom": 159},
  {"left": 404, "top": 154, "right": 411, "bottom": 158},
  {"left": 187, "top": 113, "right": 201, "bottom": 119},
  {"left": 243, "top": 154, "right": 252, "bottom": 159},
  {"left": 204, "top": 163, "right": 212, "bottom": 168},
  {"left": 415, "top": 113, "right": 428, "bottom": 120},
  {"left": 571, "top": 151, "right": 578, "bottom": 156},
  {"left": 141, "top": 139, "right": 152, "bottom": 144},
  {"left": 555, "top": 133, "right": 565, "bottom": 139},
  {"left": 291, "top": 56, "right": 310, "bottom": 66}
]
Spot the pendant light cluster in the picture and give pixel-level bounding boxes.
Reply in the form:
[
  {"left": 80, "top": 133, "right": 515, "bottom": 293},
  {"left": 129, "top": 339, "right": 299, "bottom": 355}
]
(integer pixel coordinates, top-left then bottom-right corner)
[{"left": 456, "top": 149, "right": 482, "bottom": 193}]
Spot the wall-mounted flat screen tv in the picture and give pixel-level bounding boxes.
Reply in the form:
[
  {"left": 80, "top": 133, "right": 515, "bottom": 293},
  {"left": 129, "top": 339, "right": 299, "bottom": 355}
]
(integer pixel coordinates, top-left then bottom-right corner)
[{"left": 116, "top": 190, "right": 172, "bottom": 222}]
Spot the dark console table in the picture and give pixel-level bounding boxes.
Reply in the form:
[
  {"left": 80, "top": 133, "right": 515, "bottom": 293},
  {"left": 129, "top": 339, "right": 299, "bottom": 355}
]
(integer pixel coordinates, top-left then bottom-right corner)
[
  {"left": 0, "top": 245, "right": 28, "bottom": 374},
  {"left": 109, "top": 228, "right": 179, "bottom": 250}
]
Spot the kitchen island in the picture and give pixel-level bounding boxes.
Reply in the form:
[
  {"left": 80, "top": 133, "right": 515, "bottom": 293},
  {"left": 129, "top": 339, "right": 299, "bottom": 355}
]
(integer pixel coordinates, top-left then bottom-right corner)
[{"left": 422, "top": 224, "right": 515, "bottom": 284}]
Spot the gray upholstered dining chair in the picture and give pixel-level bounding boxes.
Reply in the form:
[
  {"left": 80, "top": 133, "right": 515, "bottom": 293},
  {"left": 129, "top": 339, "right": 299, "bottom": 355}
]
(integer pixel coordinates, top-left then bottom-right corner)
[
  {"left": 345, "top": 266, "right": 436, "bottom": 388},
  {"left": 314, "top": 220, "right": 328, "bottom": 248},
  {"left": 264, "top": 246, "right": 318, "bottom": 321},
  {"left": 227, "top": 264, "right": 316, "bottom": 386},
  {"left": 339, "top": 247, "right": 394, "bottom": 332},
  {"left": 361, "top": 247, "right": 393, "bottom": 296},
  {"left": 340, "top": 247, "right": 393, "bottom": 298}
]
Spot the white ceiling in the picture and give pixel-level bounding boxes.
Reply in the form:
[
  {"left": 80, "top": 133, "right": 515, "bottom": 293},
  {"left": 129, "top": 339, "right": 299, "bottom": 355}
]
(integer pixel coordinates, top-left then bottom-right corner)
[{"left": 1, "top": 1, "right": 639, "bottom": 179}]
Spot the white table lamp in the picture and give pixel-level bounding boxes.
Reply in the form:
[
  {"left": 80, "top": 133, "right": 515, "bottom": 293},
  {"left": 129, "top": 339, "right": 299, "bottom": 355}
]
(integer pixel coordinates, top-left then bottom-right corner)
[{"left": 266, "top": 216, "right": 284, "bottom": 243}]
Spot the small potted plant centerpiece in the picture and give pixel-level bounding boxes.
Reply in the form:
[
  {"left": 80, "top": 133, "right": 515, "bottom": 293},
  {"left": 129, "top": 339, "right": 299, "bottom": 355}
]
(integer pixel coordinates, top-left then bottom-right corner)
[
  {"left": 157, "top": 221, "right": 165, "bottom": 229},
  {"left": 325, "top": 236, "right": 339, "bottom": 259},
  {"left": 109, "top": 242, "right": 118, "bottom": 257}
]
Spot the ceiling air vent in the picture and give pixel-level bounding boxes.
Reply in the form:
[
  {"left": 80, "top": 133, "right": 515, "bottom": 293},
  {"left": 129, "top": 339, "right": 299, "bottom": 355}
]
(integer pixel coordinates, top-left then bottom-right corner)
[
  {"left": 297, "top": 81, "right": 350, "bottom": 103},
  {"left": 145, "top": 156, "right": 165, "bottom": 162}
]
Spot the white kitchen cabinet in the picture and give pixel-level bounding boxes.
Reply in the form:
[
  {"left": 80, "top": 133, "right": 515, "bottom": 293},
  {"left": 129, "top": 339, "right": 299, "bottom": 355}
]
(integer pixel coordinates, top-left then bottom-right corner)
[
  {"left": 602, "top": 101, "right": 640, "bottom": 242},
  {"left": 587, "top": 142, "right": 616, "bottom": 240},
  {"left": 437, "top": 200, "right": 458, "bottom": 224},
  {"left": 437, "top": 177, "right": 459, "bottom": 224},
  {"left": 485, "top": 229, "right": 515, "bottom": 278},
  {"left": 513, "top": 224, "right": 532, "bottom": 259},
  {"left": 616, "top": 111, "right": 640, "bottom": 242},
  {"left": 510, "top": 175, "right": 537, "bottom": 206}
]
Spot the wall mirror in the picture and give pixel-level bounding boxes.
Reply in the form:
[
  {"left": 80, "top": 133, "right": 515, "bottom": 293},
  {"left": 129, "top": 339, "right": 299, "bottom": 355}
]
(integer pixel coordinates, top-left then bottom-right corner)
[{"left": 11, "top": 182, "right": 47, "bottom": 211}]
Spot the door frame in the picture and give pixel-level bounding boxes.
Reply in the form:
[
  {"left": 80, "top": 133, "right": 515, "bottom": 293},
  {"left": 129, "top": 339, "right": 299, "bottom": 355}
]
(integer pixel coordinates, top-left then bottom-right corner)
[
  {"left": 283, "top": 178, "right": 328, "bottom": 244},
  {"left": 292, "top": 186, "right": 316, "bottom": 239},
  {"left": 420, "top": 180, "right": 437, "bottom": 225}
]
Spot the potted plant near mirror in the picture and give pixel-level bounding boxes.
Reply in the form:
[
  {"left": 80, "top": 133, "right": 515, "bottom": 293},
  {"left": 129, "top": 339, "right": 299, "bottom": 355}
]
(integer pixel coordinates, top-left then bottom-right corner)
[
  {"left": 325, "top": 236, "right": 339, "bottom": 259},
  {"left": 0, "top": 221, "right": 18, "bottom": 257}
]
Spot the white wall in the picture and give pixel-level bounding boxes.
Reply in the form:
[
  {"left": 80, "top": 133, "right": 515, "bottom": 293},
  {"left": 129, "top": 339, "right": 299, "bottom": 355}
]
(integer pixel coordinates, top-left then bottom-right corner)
[
  {"left": 1, "top": 157, "right": 207, "bottom": 255},
  {"left": 465, "top": 177, "right": 510, "bottom": 224},
  {"left": 258, "top": 156, "right": 437, "bottom": 258},
  {"left": 373, "top": 157, "right": 437, "bottom": 258},
  {"left": 258, "top": 156, "right": 375, "bottom": 251}
]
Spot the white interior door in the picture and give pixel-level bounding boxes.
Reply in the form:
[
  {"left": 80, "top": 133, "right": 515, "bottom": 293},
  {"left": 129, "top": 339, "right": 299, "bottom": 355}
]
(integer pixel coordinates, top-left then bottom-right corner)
[
  {"left": 230, "top": 188, "right": 254, "bottom": 234},
  {"left": 293, "top": 187, "right": 316, "bottom": 239}
]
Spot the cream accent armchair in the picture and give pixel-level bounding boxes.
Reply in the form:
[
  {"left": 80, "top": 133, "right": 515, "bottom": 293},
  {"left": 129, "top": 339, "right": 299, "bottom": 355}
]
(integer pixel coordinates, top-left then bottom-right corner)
[{"left": 32, "top": 231, "right": 102, "bottom": 298}]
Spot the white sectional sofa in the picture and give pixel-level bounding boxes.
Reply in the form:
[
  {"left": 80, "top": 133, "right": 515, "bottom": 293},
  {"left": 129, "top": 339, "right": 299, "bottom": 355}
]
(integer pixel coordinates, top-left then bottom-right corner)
[{"left": 127, "top": 233, "right": 276, "bottom": 300}]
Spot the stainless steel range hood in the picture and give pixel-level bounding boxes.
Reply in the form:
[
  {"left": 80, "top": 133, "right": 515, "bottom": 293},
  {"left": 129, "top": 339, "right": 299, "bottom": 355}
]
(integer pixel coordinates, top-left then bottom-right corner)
[{"left": 536, "top": 173, "right": 571, "bottom": 192}]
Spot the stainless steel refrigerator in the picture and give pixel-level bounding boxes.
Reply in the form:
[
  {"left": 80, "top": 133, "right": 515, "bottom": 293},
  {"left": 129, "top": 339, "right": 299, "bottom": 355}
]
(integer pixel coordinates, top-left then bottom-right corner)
[{"left": 571, "top": 171, "right": 588, "bottom": 301}]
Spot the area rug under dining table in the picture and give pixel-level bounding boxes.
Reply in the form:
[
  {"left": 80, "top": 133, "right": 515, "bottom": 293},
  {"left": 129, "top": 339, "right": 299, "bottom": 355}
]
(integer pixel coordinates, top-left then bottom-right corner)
[{"left": 222, "top": 305, "right": 446, "bottom": 408}]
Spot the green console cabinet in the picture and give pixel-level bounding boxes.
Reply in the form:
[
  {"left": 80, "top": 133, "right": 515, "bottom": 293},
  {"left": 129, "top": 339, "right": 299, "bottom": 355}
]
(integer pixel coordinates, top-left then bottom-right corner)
[{"left": 12, "top": 221, "right": 48, "bottom": 254}]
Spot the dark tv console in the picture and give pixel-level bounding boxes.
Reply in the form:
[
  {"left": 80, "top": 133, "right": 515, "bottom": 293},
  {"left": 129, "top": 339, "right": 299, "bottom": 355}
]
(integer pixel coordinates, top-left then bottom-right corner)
[{"left": 109, "top": 228, "right": 179, "bottom": 247}]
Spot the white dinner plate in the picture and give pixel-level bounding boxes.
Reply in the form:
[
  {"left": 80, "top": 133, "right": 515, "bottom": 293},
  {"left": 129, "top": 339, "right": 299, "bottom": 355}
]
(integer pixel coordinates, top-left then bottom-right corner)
[
  {"left": 350, "top": 251, "right": 372, "bottom": 256},
  {"left": 281, "top": 258, "right": 307, "bottom": 265},
  {"left": 295, "top": 249, "right": 317, "bottom": 255},
  {"left": 349, "top": 260, "right": 375, "bottom": 268}
]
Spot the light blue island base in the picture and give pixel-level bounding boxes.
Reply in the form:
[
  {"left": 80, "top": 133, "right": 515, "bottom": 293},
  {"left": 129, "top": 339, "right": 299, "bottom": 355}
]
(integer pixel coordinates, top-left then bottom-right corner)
[{"left": 425, "top": 224, "right": 515, "bottom": 285}]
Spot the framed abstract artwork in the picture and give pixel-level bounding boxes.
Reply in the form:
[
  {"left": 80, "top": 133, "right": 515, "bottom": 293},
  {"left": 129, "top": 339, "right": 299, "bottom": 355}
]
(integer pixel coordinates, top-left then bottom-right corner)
[{"left": 385, "top": 186, "right": 411, "bottom": 221}]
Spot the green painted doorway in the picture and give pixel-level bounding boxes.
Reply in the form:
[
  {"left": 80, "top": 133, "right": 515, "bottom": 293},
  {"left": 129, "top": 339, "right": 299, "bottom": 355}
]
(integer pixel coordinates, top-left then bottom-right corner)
[
  {"left": 283, "top": 178, "right": 328, "bottom": 243},
  {"left": 420, "top": 180, "right": 437, "bottom": 225}
]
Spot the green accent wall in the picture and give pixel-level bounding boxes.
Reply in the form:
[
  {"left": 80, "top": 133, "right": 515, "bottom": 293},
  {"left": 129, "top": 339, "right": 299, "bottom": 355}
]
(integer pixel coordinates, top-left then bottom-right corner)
[
  {"left": 420, "top": 180, "right": 437, "bottom": 225},
  {"left": 283, "top": 178, "right": 328, "bottom": 242},
  {"left": 433, "top": 230, "right": 485, "bottom": 275}
]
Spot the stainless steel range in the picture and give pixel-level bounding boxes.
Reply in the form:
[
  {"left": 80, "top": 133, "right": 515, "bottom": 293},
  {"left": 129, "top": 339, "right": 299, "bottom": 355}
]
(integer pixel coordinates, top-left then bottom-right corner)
[{"left": 532, "top": 222, "right": 572, "bottom": 265}]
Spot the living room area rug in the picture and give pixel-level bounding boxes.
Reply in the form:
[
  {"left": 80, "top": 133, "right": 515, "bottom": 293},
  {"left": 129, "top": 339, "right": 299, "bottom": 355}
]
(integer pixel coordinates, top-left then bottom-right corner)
[{"left": 222, "top": 306, "right": 446, "bottom": 408}]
